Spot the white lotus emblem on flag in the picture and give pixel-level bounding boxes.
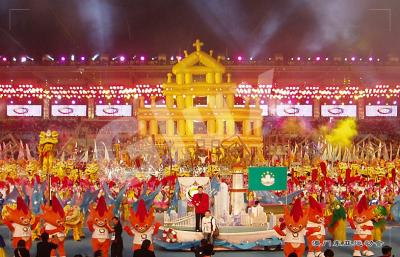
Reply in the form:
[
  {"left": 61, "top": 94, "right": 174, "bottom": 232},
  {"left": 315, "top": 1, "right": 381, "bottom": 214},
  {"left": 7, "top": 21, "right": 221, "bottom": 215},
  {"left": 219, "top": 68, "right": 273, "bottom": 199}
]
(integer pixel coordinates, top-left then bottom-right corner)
[{"left": 261, "top": 171, "right": 275, "bottom": 187}]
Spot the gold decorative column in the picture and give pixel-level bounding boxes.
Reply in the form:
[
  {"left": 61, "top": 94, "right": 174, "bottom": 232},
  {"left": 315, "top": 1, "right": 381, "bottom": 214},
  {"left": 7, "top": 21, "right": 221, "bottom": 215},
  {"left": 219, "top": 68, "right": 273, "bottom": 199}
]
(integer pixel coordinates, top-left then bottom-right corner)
[
  {"left": 178, "top": 120, "right": 186, "bottom": 136},
  {"left": 138, "top": 120, "right": 147, "bottom": 136}
]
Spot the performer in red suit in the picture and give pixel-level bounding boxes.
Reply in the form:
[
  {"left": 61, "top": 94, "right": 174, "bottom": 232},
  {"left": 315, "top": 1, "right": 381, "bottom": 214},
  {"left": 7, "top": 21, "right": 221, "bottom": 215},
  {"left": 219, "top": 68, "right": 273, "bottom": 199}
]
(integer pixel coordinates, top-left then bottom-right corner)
[{"left": 192, "top": 186, "right": 209, "bottom": 232}]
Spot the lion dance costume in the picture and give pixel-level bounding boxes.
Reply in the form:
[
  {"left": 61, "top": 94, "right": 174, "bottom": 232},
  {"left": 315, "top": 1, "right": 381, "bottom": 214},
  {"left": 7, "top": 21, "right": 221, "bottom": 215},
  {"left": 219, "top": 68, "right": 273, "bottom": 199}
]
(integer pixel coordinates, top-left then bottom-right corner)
[
  {"left": 348, "top": 196, "right": 375, "bottom": 257},
  {"left": 87, "top": 196, "right": 114, "bottom": 257},
  {"left": 124, "top": 199, "right": 161, "bottom": 251},
  {"left": 64, "top": 204, "right": 84, "bottom": 241},
  {"left": 306, "top": 196, "right": 326, "bottom": 257},
  {"left": 274, "top": 198, "right": 317, "bottom": 257},
  {"left": 372, "top": 205, "right": 387, "bottom": 241},
  {"left": 327, "top": 199, "right": 347, "bottom": 242},
  {"left": 3, "top": 196, "right": 39, "bottom": 250},
  {"left": 41, "top": 196, "right": 66, "bottom": 257}
]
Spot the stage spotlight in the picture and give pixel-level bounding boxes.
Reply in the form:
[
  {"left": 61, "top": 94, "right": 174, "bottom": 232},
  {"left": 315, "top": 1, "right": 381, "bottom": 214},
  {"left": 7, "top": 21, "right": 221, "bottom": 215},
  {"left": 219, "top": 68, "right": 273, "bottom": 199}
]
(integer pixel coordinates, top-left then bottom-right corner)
[
  {"left": 72, "top": 100, "right": 76, "bottom": 104},
  {"left": 119, "top": 56, "right": 125, "bottom": 62},
  {"left": 369, "top": 57, "right": 373, "bottom": 61},
  {"left": 316, "top": 57, "right": 321, "bottom": 61},
  {"left": 21, "top": 56, "right": 27, "bottom": 63},
  {"left": 140, "top": 56, "right": 145, "bottom": 61},
  {"left": 27, "top": 100, "right": 32, "bottom": 104},
  {"left": 377, "top": 101, "right": 380, "bottom": 104},
  {"left": 60, "top": 56, "right": 66, "bottom": 62},
  {"left": 394, "top": 101, "right": 397, "bottom": 104},
  {"left": 296, "top": 57, "right": 301, "bottom": 61},
  {"left": 351, "top": 57, "right": 355, "bottom": 61},
  {"left": 2, "top": 57, "right": 6, "bottom": 62},
  {"left": 92, "top": 54, "right": 100, "bottom": 61},
  {"left": 12, "top": 57, "right": 17, "bottom": 62},
  {"left": 325, "top": 57, "right": 329, "bottom": 61},
  {"left": 71, "top": 55, "right": 75, "bottom": 61},
  {"left": 44, "top": 54, "right": 54, "bottom": 61},
  {"left": 237, "top": 56, "right": 243, "bottom": 61},
  {"left": 116, "top": 100, "right": 120, "bottom": 104},
  {"left": 80, "top": 56, "right": 85, "bottom": 61}
]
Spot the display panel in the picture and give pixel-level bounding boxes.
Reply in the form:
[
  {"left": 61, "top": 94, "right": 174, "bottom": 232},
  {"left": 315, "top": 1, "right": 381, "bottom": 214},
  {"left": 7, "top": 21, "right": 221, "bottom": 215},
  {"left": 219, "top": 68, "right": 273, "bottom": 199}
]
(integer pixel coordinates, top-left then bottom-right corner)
[
  {"left": 7, "top": 105, "right": 42, "bottom": 117},
  {"left": 321, "top": 105, "right": 357, "bottom": 117},
  {"left": 95, "top": 105, "right": 132, "bottom": 117},
  {"left": 365, "top": 105, "right": 397, "bottom": 117},
  {"left": 276, "top": 104, "right": 313, "bottom": 117},
  {"left": 51, "top": 105, "right": 87, "bottom": 117}
]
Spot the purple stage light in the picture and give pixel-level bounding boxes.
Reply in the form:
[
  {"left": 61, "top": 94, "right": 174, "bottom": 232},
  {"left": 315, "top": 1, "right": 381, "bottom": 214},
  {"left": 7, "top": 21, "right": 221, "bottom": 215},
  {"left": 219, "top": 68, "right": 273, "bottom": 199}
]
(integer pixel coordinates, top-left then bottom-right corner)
[
  {"left": 61, "top": 56, "right": 66, "bottom": 61},
  {"left": 140, "top": 56, "right": 145, "bottom": 61},
  {"left": 237, "top": 56, "right": 243, "bottom": 61},
  {"left": 80, "top": 56, "right": 85, "bottom": 61},
  {"left": 119, "top": 56, "right": 125, "bottom": 62}
]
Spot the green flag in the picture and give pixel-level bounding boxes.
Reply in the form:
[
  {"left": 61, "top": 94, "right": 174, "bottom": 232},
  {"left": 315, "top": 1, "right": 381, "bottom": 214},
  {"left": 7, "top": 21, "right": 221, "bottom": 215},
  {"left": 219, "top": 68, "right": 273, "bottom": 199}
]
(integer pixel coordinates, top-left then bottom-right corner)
[{"left": 248, "top": 166, "right": 288, "bottom": 191}]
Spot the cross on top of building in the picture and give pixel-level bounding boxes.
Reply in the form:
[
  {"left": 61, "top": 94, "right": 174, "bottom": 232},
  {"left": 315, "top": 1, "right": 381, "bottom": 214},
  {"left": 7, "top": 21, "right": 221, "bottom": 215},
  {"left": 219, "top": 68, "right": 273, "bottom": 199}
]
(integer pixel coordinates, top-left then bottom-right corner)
[{"left": 193, "top": 39, "right": 204, "bottom": 52}]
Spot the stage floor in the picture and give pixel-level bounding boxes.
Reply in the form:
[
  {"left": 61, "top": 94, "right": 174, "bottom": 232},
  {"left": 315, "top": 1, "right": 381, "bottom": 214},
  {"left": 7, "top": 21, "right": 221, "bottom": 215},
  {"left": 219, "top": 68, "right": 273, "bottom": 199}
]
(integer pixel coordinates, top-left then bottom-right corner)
[{"left": 1, "top": 225, "right": 399, "bottom": 257}]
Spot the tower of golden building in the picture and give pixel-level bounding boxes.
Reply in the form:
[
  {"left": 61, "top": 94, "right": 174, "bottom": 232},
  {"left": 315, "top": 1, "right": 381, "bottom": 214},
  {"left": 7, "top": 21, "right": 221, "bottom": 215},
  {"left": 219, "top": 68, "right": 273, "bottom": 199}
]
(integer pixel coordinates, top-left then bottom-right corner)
[{"left": 137, "top": 40, "right": 263, "bottom": 163}]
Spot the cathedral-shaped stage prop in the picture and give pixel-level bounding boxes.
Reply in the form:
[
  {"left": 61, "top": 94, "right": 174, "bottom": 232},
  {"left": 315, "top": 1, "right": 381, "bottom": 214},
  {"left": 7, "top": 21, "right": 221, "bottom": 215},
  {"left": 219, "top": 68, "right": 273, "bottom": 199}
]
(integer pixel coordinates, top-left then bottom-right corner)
[{"left": 137, "top": 40, "right": 264, "bottom": 164}]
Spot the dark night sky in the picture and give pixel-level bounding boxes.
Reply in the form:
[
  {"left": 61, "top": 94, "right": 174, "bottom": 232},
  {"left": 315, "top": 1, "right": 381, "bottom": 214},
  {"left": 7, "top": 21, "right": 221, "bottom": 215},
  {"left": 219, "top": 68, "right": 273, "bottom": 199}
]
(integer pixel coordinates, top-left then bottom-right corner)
[{"left": 0, "top": 0, "right": 399, "bottom": 58}]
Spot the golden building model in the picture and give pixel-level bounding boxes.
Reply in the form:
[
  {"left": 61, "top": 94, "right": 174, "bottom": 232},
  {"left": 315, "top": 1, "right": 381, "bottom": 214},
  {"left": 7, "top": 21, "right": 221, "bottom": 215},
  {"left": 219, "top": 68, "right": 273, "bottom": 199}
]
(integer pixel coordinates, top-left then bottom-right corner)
[{"left": 137, "top": 40, "right": 264, "bottom": 164}]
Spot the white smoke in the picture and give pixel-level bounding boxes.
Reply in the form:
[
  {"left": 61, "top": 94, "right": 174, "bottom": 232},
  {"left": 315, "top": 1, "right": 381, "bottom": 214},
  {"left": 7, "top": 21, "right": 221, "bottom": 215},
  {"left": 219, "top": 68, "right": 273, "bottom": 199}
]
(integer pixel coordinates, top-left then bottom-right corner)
[{"left": 302, "top": 0, "right": 367, "bottom": 51}]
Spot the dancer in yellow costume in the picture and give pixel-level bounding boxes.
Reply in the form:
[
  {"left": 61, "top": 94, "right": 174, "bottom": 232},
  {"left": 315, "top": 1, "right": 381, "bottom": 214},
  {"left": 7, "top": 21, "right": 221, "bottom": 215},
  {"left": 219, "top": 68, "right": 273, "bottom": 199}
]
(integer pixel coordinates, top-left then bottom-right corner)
[{"left": 64, "top": 204, "right": 85, "bottom": 241}]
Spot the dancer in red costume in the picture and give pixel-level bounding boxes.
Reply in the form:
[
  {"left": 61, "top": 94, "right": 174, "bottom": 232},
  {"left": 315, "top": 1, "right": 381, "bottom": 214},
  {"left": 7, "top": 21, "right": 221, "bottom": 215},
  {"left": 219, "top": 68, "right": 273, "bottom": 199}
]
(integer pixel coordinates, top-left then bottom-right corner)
[
  {"left": 40, "top": 196, "right": 66, "bottom": 257},
  {"left": 87, "top": 196, "right": 114, "bottom": 257},
  {"left": 348, "top": 196, "right": 375, "bottom": 257},
  {"left": 124, "top": 199, "right": 161, "bottom": 251},
  {"left": 3, "top": 196, "right": 39, "bottom": 250},
  {"left": 274, "top": 198, "right": 319, "bottom": 257},
  {"left": 306, "top": 196, "right": 327, "bottom": 257}
]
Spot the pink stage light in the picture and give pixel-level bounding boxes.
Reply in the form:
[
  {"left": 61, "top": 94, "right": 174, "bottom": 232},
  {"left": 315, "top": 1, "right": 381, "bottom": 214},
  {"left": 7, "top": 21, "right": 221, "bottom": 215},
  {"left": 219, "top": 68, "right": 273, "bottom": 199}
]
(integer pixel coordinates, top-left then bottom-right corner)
[
  {"left": 305, "top": 100, "right": 309, "bottom": 104},
  {"left": 394, "top": 101, "right": 397, "bottom": 104},
  {"left": 2, "top": 57, "right": 7, "bottom": 62},
  {"left": 333, "top": 100, "right": 336, "bottom": 104},
  {"left": 27, "top": 100, "right": 32, "bottom": 104},
  {"left": 377, "top": 101, "right": 380, "bottom": 104},
  {"left": 351, "top": 57, "right": 356, "bottom": 61},
  {"left": 369, "top": 57, "right": 373, "bottom": 61},
  {"left": 237, "top": 56, "right": 243, "bottom": 61},
  {"left": 116, "top": 100, "right": 120, "bottom": 104},
  {"left": 61, "top": 56, "right": 66, "bottom": 61},
  {"left": 316, "top": 57, "right": 321, "bottom": 61},
  {"left": 297, "top": 57, "right": 301, "bottom": 61},
  {"left": 72, "top": 100, "right": 76, "bottom": 104},
  {"left": 99, "top": 100, "right": 103, "bottom": 104},
  {"left": 140, "top": 56, "right": 145, "bottom": 61},
  {"left": 119, "top": 56, "right": 125, "bottom": 62},
  {"left": 80, "top": 56, "right": 85, "bottom": 61}
]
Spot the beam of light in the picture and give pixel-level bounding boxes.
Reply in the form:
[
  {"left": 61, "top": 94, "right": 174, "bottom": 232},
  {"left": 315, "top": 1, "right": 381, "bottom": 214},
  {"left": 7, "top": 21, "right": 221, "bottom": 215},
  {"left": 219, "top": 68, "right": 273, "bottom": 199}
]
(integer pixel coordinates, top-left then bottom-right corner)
[
  {"left": 77, "top": 0, "right": 114, "bottom": 51},
  {"left": 188, "top": 0, "right": 248, "bottom": 49},
  {"left": 302, "top": 0, "right": 365, "bottom": 51}
]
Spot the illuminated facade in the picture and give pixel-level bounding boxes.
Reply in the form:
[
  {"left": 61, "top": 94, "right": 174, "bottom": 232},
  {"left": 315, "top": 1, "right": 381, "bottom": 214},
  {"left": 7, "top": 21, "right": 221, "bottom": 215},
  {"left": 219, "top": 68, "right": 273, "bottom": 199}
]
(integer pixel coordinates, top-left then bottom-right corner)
[{"left": 136, "top": 40, "right": 264, "bottom": 160}]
